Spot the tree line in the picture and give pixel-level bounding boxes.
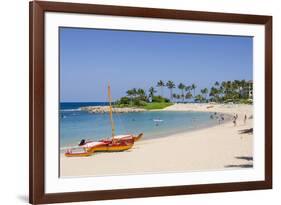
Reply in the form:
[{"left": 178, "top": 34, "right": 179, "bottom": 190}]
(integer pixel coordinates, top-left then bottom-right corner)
[{"left": 117, "top": 80, "right": 253, "bottom": 106}]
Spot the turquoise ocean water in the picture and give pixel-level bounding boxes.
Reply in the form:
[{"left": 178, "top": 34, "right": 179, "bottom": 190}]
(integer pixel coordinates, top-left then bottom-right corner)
[{"left": 60, "top": 102, "right": 223, "bottom": 149}]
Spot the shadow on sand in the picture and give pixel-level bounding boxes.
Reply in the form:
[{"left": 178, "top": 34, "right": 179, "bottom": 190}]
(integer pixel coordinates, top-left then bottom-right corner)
[
  {"left": 238, "top": 128, "right": 253, "bottom": 134},
  {"left": 235, "top": 156, "right": 253, "bottom": 161},
  {"left": 225, "top": 164, "right": 253, "bottom": 168},
  {"left": 225, "top": 156, "right": 253, "bottom": 168}
]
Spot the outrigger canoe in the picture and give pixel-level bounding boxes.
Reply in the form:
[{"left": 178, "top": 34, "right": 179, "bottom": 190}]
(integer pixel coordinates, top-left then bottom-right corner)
[
  {"left": 100, "top": 133, "right": 143, "bottom": 144},
  {"left": 64, "top": 84, "right": 143, "bottom": 157}
]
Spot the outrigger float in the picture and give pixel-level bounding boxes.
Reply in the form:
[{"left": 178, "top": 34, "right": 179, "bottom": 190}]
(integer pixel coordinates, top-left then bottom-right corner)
[{"left": 65, "top": 84, "right": 143, "bottom": 157}]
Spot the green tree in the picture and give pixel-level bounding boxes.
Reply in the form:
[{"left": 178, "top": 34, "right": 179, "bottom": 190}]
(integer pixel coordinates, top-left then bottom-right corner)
[
  {"left": 184, "top": 86, "right": 191, "bottom": 102},
  {"left": 119, "top": 97, "right": 130, "bottom": 105},
  {"left": 176, "top": 94, "right": 181, "bottom": 101},
  {"left": 201, "top": 88, "right": 209, "bottom": 101},
  {"left": 131, "top": 88, "right": 137, "bottom": 98},
  {"left": 172, "top": 93, "right": 178, "bottom": 102},
  {"left": 218, "top": 86, "right": 224, "bottom": 102},
  {"left": 185, "top": 92, "right": 192, "bottom": 101},
  {"left": 157, "top": 80, "right": 165, "bottom": 97},
  {"left": 194, "top": 94, "right": 204, "bottom": 103},
  {"left": 137, "top": 88, "right": 147, "bottom": 101},
  {"left": 178, "top": 83, "right": 186, "bottom": 102},
  {"left": 185, "top": 85, "right": 191, "bottom": 93},
  {"left": 166, "top": 81, "right": 176, "bottom": 102},
  {"left": 126, "top": 89, "right": 134, "bottom": 105},
  {"left": 209, "top": 86, "right": 219, "bottom": 102},
  {"left": 191, "top": 83, "right": 197, "bottom": 101},
  {"left": 148, "top": 86, "right": 156, "bottom": 102},
  {"left": 220, "top": 81, "right": 227, "bottom": 101}
]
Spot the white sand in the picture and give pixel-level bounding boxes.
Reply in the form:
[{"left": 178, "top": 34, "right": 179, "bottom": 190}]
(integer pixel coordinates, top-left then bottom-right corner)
[{"left": 60, "top": 103, "right": 253, "bottom": 177}]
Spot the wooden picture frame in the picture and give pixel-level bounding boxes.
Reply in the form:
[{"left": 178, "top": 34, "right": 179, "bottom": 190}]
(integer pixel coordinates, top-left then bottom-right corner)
[{"left": 29, "top": 1, "right": 272, "bottom": 204}]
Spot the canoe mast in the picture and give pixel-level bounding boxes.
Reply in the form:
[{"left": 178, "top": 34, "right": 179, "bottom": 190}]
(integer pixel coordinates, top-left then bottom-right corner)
[{"left": 108, "top": 84, "right": 115, "bottom": 139}]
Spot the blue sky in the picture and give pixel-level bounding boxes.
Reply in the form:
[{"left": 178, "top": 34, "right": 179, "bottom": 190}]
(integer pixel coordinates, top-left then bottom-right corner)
[{"left": 60, "top": 27, "right": 253, "bottom": 102}]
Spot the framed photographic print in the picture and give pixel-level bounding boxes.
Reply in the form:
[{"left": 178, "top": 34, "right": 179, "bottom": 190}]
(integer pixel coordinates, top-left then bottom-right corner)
[{"left": 29, "top": 1, "right": 272, "bottom": 204}]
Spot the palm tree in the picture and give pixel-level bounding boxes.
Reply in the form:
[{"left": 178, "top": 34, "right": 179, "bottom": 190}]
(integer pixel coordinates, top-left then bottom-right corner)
[
  {"left": 131, "top": 88, "right": 137, "bottom": 97},
  {"left": 126, "top": 89, "right": 134, "bottom": 105},
  {"left": 209, "top": 86, "right": 219, "bottom": 102},
  {"left": 185, "top": 85, "right": 191, "bottom": 93},
  {"left": 232, "top": 80, "right": 239, "bottom": 92},
  {"left": 166, "top": 80, "right": 176, "bottom": 102},
  {"left": 218, "top": 86, "right": 224, "bottom": 102},
  {"left": 148, "top": 86, "right": 156, "bottom": 102},
  {"left": 194, "top": 94, "right": 204, "bottom": 103},
  {"left": 184, "top": 85, "right": 191, "bottom": 102},
  {"left": 191, "top": 83, "right": 197, "bottom": 101},
  {"left": 156, "top": 80, "right": 165, "bottom": 97},
  {"left": 185, "top": 92, "right": 192, "bottom": 101},
  {"left": 176, "top": 94, "right": 181, "bottom": 101},
  {"left": 221, "top": 81, "right": 227, "bottom": 100},
  {"left": 201, "top": 88, "right": 209, "bottom": 101},
  {"left": 137, "top": 88, "right": 147, "bottom": 101},
  {"left": 172, "top": 93, "right": 178, "bottom": 102},
  {"left": 223, "top": 81, "right": 232, "bottom": 100},
  {"left": 178, "top": 83, "right": 185, "bottom": 102}
]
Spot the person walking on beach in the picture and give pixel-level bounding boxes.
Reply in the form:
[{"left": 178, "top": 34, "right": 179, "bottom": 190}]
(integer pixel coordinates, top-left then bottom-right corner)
[
  {"left": 233, "top": 114, "right": 237, "bottom": 127},
  {"left": 244, "top": 114, "right": 247, "bottom": 125}
]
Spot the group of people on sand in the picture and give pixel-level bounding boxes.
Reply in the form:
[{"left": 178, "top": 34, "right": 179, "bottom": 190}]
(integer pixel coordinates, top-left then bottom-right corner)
[
  {"left": 232, "top": 113, "right": 248, "bottom": 127},
  {"left": 210, "top": 112, "right": 248, "bottom": 126}
]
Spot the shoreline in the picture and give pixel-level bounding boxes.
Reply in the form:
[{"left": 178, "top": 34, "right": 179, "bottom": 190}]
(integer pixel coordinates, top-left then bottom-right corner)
[
  {"left": 59, "top": 110, "right": 232, "bottom": 150},
  {"left": 60, "top": 103, "right": 253, "bottom": 177},
  {"left": 60, "top": 118, "right": 229, "bottom": 152}
]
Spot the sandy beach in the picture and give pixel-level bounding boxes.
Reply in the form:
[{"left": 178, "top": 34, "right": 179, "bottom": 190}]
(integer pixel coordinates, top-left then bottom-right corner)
[{"left": 60, "top": 103, "right": 253, "bottom": 177}]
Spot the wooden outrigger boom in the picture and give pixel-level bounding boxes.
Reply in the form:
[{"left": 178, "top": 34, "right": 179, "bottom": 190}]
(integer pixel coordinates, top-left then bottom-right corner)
[{"left": 108, "top": 84, "right": 115, "bottom": 139}]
